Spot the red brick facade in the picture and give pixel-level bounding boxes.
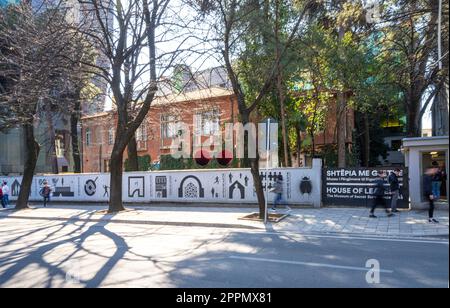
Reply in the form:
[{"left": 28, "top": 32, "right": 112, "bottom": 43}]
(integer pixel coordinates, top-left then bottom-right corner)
[
  {"left": 81, "top": 88, "right": 355, "bottom": 172},
  {"left": 81, "top": 88, "right": 238, "bottom": 172}
]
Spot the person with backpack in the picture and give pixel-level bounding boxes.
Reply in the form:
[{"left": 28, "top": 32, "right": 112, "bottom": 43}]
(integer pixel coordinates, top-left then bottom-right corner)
[
  {"left": 41, "top": 181, "right": 52, "bottom": 207},
  {"left": 1, "top": 182, "right": 9, "bottom": 208},
  {"left": 431, "top": 162, "right": 444, "bottom": 201},
  {"left": 271, "top": 175, "right": 291, "bottom": 212},
  {"left": 0, "top": 185, "right": 4, "bottom": 208},
  {"left": 370, "top": 171, "right": 394, "bottom": 218},
  {"left": 388, "top": 168, "right": 401, "bottom": 213},
  {"left": 423, "top": 166, "right": 439, "bottom": 223}
]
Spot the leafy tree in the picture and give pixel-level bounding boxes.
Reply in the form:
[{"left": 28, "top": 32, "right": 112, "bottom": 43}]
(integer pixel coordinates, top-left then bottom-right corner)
[{"left": 0, "top": 1, "right": 94, "bottom": 208}]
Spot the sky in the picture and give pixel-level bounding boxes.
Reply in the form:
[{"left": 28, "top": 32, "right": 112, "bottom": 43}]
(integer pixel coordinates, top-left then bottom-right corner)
[{"left": 3, "top": 0, "right": 436, "bottom": 130}]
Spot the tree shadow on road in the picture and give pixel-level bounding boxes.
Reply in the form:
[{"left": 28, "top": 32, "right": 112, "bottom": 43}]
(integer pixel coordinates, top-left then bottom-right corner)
[{"left": 0, "top": 210, "right": 128, "bottom": 288}]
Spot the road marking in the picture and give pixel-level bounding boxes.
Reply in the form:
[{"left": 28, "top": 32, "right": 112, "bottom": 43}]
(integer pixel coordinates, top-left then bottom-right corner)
[
  {"left": 229, "top": 256, "right": 394, "bottom": 273},
  {"left": 244, "top": 231, "right": 449, "bottom": 245}
]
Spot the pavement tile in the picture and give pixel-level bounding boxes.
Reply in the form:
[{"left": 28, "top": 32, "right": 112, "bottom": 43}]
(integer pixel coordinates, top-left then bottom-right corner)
[{"left": 1, "top": 204, "right": 448, "bottom": 238}]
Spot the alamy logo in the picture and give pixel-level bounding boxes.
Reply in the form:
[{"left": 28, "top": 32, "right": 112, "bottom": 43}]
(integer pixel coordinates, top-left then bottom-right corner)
[
  {"left": 66, "top": 260, "right": 81, "bottom": 284},
  {"left": 169, "top": 121, "right": 279, "bottom": 161},
  {"left": 365, "top": 259, "right": 381, "bottom": 284}
]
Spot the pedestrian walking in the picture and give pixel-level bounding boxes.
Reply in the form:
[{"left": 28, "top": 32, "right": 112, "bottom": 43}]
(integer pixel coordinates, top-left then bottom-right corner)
[
  {"left": 388, "top": 168, "right": 401, "bottom": 213},
  {"left": 271, "top": 175, "right": 291, "bottom": 212},
  {"left": 423, "top": 166, "right": 439, "bottom": 223},
  {"left": 1, "top": 182, "right": 9, "bottom": 208},
  {"left": 370, "top": 171, "right": 394, "bottom": 218},
  {"left": 41, "top": 181, "right": 52, "bottom": 208},
  {"left": 0, "top": 185, "right": 4, "bottom": 208},
  {"left": 431, "top": 162, "right": 444, "bottom": 201}
]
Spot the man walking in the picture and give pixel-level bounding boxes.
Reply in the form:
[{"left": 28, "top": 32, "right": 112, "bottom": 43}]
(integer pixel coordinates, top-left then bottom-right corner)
[
  {"left": 388, "top": 168, "right": 401, "bottom": 213},
  {"left": 271, "top": 175, "right": 291, "bottom": 212},
  {"left": 0, "top": 185, "right": 4, "bottom": 208},
  {"left": 423, "top": 167, "right": 439, "bottom": 223},
  {"left": 370, "top": 171, "right": 394, "bottom": 218},
  {"left": 2, "top": 181, "right": 9, "bottom": 208},
  {"left": 41, "top": 181, "right": 52, "bottom": 208},
  {"left": 431, "top": 162, "right": 444, "bottom": 201}
]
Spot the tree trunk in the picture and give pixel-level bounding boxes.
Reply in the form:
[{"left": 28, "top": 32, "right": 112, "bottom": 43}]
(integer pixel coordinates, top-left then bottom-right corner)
[
  {"left": 70, "top": 107, "right": 81, "bottom": 173},
  {"left": 432, "top": 85, "right": 450, "bottom": 136},
  {"left": 242, "top": 112, "right": 265, "bottom": 218},
  {"left": 337, "top": 92, "right": 347, "bottom": 168},
  {"left": 46, "top": 107, "right": 58, "bottom": 174},
  {"left": 275, "top": 0, "right": 289, "bottom": 168},
  {"left": 296, "top": 126, "right": 302, "bottom": 167},
  {"left": 337, "top": 26, "right": 346, "bottom": 168},
  {"left": 15, "top": 122, "right": 40, "bottom": 210},
  {"left": 364, "top": 113, "right": 370, "bottom": 167},
  {"left": 250, "top": 157, "right": 266, "bottom": 219},
  {"left": 407, "top": 100, "right": 421, "bottom": 137},
  {"left": 310, "top": 129, "right": 315, "bottom": 158},
  {"left": 109, "top": 149, "right": 125, "bottom": 213},
  {"left": 127, "top": 136, "right": 139, "bottom": 171},
  {"left": 277, "top": 69, "right": 289, "bottom": 167}
]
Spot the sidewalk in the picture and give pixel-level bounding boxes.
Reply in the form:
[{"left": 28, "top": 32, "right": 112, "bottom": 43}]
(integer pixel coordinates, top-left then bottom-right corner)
[{"left": 0, "top": 204, "right": 448, "bottom": 238}]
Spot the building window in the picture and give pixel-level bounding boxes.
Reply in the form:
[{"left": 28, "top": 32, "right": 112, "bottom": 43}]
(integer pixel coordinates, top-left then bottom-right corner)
[
  {"left": 104, "top": 159, "right": 110, "bottom": 173},
  {"left": 108, "top": 128, "right": 114, "bottom": 145},
  {"left": 86, "top": 128, "right": 91, "bottom": 146},
  {"left": 136, "top": 123, "right": 147, "bottom": 142},
  {"left": 196, "top": 110, "right": 220, "bottom": 135},
  {"left": 55, "top": 132, "right": 66, "bottom": 158},
  {"left": 161, "top": 115, "right": 179, "bottom": 139}
]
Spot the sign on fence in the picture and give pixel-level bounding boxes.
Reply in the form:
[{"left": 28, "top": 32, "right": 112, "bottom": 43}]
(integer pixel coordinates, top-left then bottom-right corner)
[{"left": 322, "top": 167, "right": 409, "bottom": 208}]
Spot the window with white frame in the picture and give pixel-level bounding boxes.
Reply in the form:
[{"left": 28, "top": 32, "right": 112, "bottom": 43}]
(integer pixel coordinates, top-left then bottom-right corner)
[
  {"left": 161, "top": 115, "right": 179, "bottom": 139},
  {"left": 55, "top": 137, "right": 64, "bottom": 157},
  {"left": 196, "top": 110, "right": 220, "bottom": 135},
  {"left": 108, "top": 128, "right": 114, "bottom": 145},
  {"left": 136, "top": 122, "right": 148, "bottom": 142},
  {"left": 86, "top": 128, "right": 91, "bottom": 146}
]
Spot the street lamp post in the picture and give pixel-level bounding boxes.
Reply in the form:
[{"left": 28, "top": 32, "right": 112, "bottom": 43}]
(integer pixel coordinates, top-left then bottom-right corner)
[{"left": 264, "top": 118, "right": 271, "bottom": 224}]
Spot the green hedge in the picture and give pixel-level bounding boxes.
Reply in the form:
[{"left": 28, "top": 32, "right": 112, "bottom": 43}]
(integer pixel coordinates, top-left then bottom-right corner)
[{"left": 124, "top": 155, "right": 152, "bottom": 171}]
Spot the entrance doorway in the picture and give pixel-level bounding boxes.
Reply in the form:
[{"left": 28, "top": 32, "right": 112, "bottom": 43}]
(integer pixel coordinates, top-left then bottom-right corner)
[{"left": 422, "top": 151, "right": 447, "bottom": 202}]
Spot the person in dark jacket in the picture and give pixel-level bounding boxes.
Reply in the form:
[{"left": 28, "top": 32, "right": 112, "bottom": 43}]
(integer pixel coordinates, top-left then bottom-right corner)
[
  {"left": 431, "top": 162, "right": 444, "bottom": 201},
  {"left": 0, "top": 186, "right": 4, "bottom": 208},
  {"left": 41, "top": 181, "right": 52, "bottom": 208},
  {"left": 423, "top": 167, "right": 439, "bottom": 223},
  {"left": 370, "top": 171, "right": 394, "bottom": 218},
  {"left": 388, "top": 168, "right": 401, "bottom": 213}
]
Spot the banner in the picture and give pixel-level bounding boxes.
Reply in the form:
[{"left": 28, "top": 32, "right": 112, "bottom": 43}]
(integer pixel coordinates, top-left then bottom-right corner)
[
  {"left": 1, "top": 166, "right": 322, "bottom": 207},
  {"left": 322, "top": 167, "right": 409, "bottom": 208}
]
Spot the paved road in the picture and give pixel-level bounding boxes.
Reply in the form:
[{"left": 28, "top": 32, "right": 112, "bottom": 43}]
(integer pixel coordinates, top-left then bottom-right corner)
[{"left": 0, "top": 216, "right": 447, "bottom": 288}]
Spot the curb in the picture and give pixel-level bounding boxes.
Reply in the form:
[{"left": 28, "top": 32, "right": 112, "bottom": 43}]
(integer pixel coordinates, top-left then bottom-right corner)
[
  {"left": 276, "top": 229, "right": 450, "bottom": 239},
  {"left": 1, "top": 215, "right": 262, "bottom": 230}
]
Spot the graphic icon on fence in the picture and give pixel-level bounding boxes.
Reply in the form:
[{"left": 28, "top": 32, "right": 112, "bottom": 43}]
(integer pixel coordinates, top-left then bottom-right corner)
[
  {"left": 128, "top": 177, "right": 145, "bottom": 198},
  {"left": 84, "top": 177, "right": 98, "bottom": 196},
  {"left": 300, "top": 177, "right": 312, "bottom": 195},
  {"left": 229, "top": 181, "right": 245, "bottom": 199},
  {"left": 11, "top": 179, "right": 21, "bottom": 197},
  {"left": 178, "top": 175, "right": 204, "bottom": 198},
  {"left": 155, "top": 176, "right": 167, "bottom": 198},
  {"left": 52, "top": 178, "right": 75, "bottom": 197}
]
